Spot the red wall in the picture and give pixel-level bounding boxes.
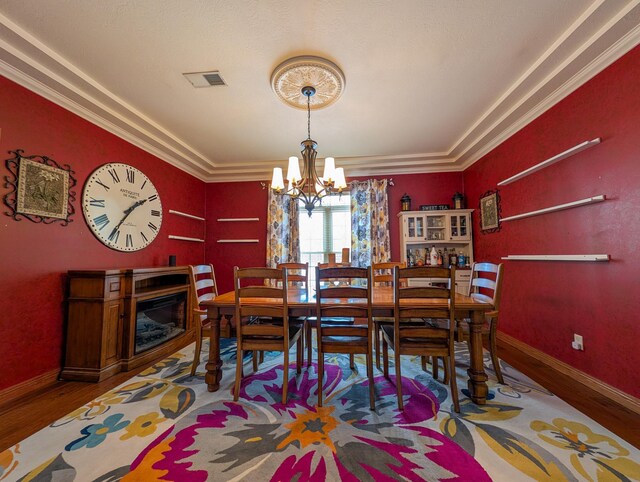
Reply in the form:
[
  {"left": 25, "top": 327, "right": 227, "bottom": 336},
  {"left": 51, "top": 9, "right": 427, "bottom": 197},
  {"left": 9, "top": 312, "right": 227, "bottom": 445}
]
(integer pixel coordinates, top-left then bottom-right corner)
[
  {"left": 0, "top": 77, "right": 206, "bottom": 391},
  {"left": 205, "top": 172, "right": 463, "bottom": 293},
  {"left": 463, "top": 45, "right": 640, "bottom": 397}
]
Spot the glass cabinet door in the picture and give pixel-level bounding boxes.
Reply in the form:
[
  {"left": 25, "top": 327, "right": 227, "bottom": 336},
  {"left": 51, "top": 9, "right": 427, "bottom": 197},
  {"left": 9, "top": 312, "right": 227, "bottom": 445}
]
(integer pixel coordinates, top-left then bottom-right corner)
[
  {"left": 405, "top": 215, "right": 425, "bottom": 241},
  {"left": 449, "top": 214, "right": 471, "bottom": 240},
  {"left": 426, "top": 215, "right": 446, "bottom": 241}
]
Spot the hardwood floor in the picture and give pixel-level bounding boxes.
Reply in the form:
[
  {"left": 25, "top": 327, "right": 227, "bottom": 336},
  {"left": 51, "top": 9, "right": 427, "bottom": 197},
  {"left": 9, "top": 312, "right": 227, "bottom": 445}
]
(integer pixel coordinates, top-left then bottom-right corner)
[{"left": 1, "top": 341, "right": 638, "bottom": 452}]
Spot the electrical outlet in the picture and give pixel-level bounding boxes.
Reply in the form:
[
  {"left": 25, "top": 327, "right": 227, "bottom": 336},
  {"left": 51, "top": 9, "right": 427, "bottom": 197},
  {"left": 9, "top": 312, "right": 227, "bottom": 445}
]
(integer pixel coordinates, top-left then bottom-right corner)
[{"left": 571, "top": 334, "right": 584, "bottom": 351}]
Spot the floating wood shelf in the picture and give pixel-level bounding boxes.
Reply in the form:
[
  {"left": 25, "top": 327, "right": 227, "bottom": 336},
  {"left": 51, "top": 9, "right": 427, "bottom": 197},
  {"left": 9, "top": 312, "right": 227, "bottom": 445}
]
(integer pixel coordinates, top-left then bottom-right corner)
[
  {"left": 217, "top": 239, "right": 259, "bottom": 243},
  {"left": 169, "top": 209, "right": 205, "bottom": 221},
  {"left": 500, "top": 195, "right": 606, "bottom": 222},
  {"left": 498, "top": 138, "right": 600, "bottom": 186},
  {"left": 217, "top": 218, "right": 260, "bottom": 222},
  {"left": 168, "top": 235, "right": 205, "bottom": 243},
  {"left": 502, "top": 254, "right": 610, "bottom": 262}
]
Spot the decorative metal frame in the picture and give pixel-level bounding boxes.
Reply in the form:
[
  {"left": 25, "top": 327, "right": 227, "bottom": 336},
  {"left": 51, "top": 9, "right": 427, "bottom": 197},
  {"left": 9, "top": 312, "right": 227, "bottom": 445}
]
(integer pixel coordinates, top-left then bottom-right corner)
[
  {"left": 479, "top": 189, "right": 501, "bottom": 233},
  {"left": 3, "top": 149, "right": 76, "bottom": 225}
]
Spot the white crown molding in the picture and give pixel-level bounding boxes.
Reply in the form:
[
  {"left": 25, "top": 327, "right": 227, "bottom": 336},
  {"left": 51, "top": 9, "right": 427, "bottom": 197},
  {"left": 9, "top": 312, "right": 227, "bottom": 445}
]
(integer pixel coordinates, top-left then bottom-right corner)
[{"left": 1, "top": 2, "right": 639, "bottom": 183}]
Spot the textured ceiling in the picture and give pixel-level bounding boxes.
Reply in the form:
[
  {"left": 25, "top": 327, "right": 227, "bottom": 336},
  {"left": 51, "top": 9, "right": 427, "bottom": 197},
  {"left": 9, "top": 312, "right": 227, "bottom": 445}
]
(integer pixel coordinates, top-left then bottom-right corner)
[{"left": 1, "top": 0, "right": 639, "bottom": 182}]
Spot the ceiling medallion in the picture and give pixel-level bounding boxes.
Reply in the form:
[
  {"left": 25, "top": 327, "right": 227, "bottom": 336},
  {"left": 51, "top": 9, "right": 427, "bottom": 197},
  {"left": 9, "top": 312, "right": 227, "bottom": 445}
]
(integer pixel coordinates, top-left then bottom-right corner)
[{"left": 271, "top": 56, "right": 345, "bottom": 110}]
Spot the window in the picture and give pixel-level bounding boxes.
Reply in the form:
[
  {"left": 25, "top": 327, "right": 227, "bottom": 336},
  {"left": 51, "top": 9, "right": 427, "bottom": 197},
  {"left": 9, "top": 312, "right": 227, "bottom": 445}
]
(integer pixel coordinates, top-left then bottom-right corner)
[{"left": 299, "top": 194, "right": 351, "bottom": 283}]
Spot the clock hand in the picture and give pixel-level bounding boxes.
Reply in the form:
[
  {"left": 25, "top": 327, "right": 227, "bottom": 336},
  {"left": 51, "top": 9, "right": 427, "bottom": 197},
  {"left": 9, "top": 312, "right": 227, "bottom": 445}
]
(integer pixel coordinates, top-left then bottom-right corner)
[{"left": 108, "top": 199, "right": 149, "bottom": 239}]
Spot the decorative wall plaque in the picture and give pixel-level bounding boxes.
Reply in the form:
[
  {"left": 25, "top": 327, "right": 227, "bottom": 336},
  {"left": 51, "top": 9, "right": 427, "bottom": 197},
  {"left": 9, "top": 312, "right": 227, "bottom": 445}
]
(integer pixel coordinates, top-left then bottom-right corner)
[
  {"left": 479, "top": 189, "right": 501, "bottom": 233},
  {"left": 3, "top": 150, "right": 76, "bottom": 225}
]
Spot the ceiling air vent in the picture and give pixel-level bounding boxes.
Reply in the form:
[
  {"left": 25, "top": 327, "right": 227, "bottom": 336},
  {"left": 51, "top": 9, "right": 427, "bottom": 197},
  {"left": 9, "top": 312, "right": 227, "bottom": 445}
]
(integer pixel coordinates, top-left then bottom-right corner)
[{"left": 183, "top": 71, "right": 227, "bottom": 88}]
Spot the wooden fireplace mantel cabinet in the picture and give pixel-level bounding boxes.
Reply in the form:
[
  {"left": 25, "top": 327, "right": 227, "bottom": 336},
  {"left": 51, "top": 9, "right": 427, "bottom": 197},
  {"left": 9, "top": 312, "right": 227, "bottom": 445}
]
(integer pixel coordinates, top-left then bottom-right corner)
[{"left": 61, "top": 266, "right": 194, "bottom": 382}]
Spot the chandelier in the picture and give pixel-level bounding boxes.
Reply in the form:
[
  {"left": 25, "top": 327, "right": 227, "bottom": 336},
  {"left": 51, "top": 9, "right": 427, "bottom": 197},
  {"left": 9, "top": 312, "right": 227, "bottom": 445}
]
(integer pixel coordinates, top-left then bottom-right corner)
[{"left": 270, "top": 56, "right": 347, "bottom": 216}]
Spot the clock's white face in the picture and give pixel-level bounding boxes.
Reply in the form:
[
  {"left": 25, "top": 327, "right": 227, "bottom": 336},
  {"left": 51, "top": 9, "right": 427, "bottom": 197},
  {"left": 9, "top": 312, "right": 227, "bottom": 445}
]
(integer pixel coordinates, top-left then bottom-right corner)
[{"left": 82, "top": 163, "right": 163, "bottom": 251}]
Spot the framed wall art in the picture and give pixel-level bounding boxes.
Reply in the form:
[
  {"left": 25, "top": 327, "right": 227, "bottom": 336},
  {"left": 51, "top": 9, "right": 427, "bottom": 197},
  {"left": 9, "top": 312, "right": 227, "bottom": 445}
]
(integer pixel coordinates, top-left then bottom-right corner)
[
  {"left": 3, "top": 149, "right": 76, "bottom": 225},
  {"left": 479, "top": 189, "right": 501, "bottom": 233}
]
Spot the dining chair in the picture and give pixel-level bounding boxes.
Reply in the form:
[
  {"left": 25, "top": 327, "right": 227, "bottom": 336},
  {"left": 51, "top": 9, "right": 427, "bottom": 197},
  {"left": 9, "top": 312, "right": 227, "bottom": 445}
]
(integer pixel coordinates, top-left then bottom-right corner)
[
  {"left": 382, "top": 265, "right": 460, "bottom": 412},
  {"left": 277, "top": 262, "right": 310, "bottom": 366},
  {"left": 233, "top": 267, "right": 303, "bottom": 404},
  {"left": 371, "top": 261, "right": 406, "bottom": 370},
  {"left": 308, "top": 261, "right": 355, "bottom": 367},
  {"left": 188, "top": 264, "right": 218, "bottom": 376},
  {"left": 315, "top": 266, "right": 375, "bottom": 410},
  {"left": 456, "top": 262, "right": 504, "bottom": 383}
]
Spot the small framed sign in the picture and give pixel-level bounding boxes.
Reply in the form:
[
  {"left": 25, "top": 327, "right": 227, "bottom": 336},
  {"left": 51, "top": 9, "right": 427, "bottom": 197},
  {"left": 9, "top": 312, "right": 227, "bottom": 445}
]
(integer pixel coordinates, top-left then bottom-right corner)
[{"left": 420, "top": 204, "right": 449, "bottom": 211}]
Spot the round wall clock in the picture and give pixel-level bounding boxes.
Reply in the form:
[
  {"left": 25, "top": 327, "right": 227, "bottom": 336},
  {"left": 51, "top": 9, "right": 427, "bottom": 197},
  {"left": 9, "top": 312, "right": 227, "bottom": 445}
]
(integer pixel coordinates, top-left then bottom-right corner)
[{"left": 82, "top": 163, "right": 163, "bottom": 251}]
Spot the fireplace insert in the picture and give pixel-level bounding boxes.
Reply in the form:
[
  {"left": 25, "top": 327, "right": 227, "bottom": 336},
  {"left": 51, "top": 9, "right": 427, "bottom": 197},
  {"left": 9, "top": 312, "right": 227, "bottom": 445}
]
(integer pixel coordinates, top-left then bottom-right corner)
[{"left": 135, "top": 291, "right": 187, "bottom": 354}]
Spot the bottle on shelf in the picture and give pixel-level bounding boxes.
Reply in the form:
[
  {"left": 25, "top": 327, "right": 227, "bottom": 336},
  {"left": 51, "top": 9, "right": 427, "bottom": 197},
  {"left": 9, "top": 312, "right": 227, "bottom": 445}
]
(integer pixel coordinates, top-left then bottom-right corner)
[
  {"left": 450, "top": 250, "right": 458, "bottom": 267},
  {"left": 442, "top": 247, "right": 448, "bottom": 266},
  {"left": 430, "top": 245, "right": 438, "bottom": 266},
  {"left": 458, "top": 251, "right": 466, "bottom": 267},
  {"left": 437, "top": 249, "right": 443, "bottom": 266}
]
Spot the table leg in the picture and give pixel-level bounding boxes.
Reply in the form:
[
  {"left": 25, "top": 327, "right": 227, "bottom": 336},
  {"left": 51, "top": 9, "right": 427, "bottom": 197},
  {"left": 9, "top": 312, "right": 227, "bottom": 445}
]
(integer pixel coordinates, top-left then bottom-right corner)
[
  {"left": 466, "top": 310, "right": 489, "bottom": 404},
  {"left": 205, "top": 313, "right": 223, "bottom": 392}
]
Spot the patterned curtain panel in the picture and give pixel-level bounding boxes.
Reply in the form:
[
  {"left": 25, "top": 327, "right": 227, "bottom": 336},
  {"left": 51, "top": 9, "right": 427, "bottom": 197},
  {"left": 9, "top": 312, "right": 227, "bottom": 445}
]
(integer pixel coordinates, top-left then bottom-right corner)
[
  {"left": 350, "top": 179, "right": 390, "bottom": 267},
  {"left": 265, "top": 190, "right": 300, "bottom": 267}
]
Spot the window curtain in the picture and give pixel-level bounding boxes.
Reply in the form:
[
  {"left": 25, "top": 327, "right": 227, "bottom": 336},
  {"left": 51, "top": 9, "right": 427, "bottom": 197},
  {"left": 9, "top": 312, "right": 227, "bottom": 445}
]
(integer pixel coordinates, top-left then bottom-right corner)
[
  {"left": 265, "top": 190, "right": 300, "bottom": 267},
  {"left": 350, "top": 179, "right": 390, "bottom": 267}
]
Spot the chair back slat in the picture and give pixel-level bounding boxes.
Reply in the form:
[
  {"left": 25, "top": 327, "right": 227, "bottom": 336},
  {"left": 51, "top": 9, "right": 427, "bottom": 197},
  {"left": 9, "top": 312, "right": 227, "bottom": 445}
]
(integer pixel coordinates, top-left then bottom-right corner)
[
  {"left": 372, "top": 261, "right": 406, "bottom": 286},
  {"left": 277, "top": 262, "right": 309, "bottom": 289},
  {"left": 467, "top": 262, "right": 504, "bottom": 312},
  {"left": 234, "top": 267, "right": 288, "bottom": 339},
  {"left": 398, "top": 286, "right": 450, "bottom": 300},
  {"left": 315, "top": 266, "right": 373, "bottom": 330},
  {"left": 189, "top": 264, "right": 218, "bottom": 316}
]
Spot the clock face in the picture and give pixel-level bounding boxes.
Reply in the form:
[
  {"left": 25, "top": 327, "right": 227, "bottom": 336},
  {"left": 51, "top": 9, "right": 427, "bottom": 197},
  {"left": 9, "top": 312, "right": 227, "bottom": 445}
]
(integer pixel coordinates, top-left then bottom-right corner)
[{"left": 82, "top": 163, "right": 163, "bottom": 251}]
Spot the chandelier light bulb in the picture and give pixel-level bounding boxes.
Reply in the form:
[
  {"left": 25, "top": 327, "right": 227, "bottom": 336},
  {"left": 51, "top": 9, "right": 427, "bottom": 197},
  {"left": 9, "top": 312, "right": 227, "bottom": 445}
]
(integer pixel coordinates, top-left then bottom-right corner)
[
  {"left": 271, "top": 167, "right": 285, "bottom": 191},
  {"left": 287, "top": 156, "right": 302, "bottom": 183},
  {"left": 323, "top": 157, "right": 335, "bottom": 182}
]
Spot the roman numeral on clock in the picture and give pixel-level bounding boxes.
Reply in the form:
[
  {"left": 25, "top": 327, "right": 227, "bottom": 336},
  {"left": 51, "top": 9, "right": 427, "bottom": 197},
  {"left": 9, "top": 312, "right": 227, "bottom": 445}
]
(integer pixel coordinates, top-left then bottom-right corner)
[
  {"left": 108, "top": 228, "right": 120, "bottom": 243},
  {"left": 95, "top": 179, "right": 110, "bottom": 191},
  {"left": 89, "top": 197, "right": 105, "bottom": 208},
  {"left": 151, "top": 210, "right": 160, "bottom": 217},
  {"left": 148, "top": 222, "right": 158, "bottom": 232},
  {"left": 94, "top": 213, "right": 109, "bottom": 230},
  {"left": 126, "top": 234, "right": 133, "bottom": 248},
  {"left": 140, "top": 231, "right": 148, "bottom": 243},
  {"left": 147, "top": 194, "right": 158, "bottom": 202},
  {"left": 126, "top": 169, "right": 135, "bottom": 183},
  {"left": 140, "top": 179, "right": 147, "bottom": 190},
  {"left": 108, "top": 169, "right": 120, "bottom": 183}
]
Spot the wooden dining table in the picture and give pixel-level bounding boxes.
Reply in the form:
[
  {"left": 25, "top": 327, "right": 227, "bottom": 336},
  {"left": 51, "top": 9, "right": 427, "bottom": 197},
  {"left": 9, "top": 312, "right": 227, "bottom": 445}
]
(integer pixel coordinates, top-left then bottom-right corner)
[{"left": 201, "top": 286, "right": 495, "bottom": 404}]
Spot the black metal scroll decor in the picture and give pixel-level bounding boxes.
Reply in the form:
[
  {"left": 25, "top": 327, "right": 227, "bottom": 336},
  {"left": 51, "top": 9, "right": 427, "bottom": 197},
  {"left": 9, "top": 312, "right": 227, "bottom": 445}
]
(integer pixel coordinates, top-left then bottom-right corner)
[
  {"left": 479, "top": 189, "right": 502, "bottom": 234},
  {"left": 3, "top": 149, "right": 77, "bottom": 225}
]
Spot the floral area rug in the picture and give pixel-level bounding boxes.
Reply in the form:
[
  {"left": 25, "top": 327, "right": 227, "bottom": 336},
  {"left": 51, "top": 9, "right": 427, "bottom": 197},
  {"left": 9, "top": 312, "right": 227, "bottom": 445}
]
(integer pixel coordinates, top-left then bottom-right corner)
[{"left": 2, "top": 339, "right": 639, "bottom": 481}]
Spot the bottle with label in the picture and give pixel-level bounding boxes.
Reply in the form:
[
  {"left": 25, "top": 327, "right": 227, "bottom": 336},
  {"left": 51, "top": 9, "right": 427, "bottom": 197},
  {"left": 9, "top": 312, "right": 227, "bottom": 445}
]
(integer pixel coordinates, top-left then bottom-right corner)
[
  {"left": 437, "top": 249, "right": 443, "bottom": 266},
  {"left": 450, "top": 251, "right": 458, "bottom": 267},
  {"left": 442, "top": 247, "right": 448, "bottom": 266},
  {"left": 430, "top": 245, "right": 438, "bottom": 266},
  {"left": 458, "top": 251, "right": 466, "bottom": 267}
]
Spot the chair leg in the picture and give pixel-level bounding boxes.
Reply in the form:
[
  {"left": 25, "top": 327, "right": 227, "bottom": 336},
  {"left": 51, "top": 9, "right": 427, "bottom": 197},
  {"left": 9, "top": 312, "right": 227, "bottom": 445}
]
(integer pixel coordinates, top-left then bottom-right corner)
[
  {"left": 448, "top": 352, "right": 460, "bottom": 413},
  {"left": 421, "top": 355, "right": 427, "bottom": 372},
  {"left": 349, "top": 354, "right": 355, "bottom": 370},
  {"left": 382, "top": 336, "right": 389, "bottom": 379},
  {"left": 442, "top": 357, "right": 450, "bottom": 385},
  {"left": 259, "top": 351, "right": 264, "bottom": 363},
  {"left": 367, "top": 351, "right": 375, "bottom": 411},
  {"left": 282, "top": 346, "right": 289, "bottom": 405},
  {"left": 296, "top": 334, "right": 303, "bottom": 374},
  {"left": 306, "top": 322, "right": 313, "bottom": 367},
  {"left": 317, "top": 348, "right": 324, "bottom": 407},
  {"left": 432, "top": 356, "right": 439, "bottom": 380},
  {"left": 190, "top": 325, "right": 202, "bottom": 376},
  {"left": 490, "top": 322, "right": 504, "bottom": 384},
  {"left": 234, "top": 349, "right": 243, "bottom": 401},
  {"left": 252, "top": 351, "right": 258, "bottom": 372},
  {"left": 394, "top": 348, "right": 403, "bottom": 411},
  {"left": 374, "top": 322, "right": 381, "bottom": 370}
]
